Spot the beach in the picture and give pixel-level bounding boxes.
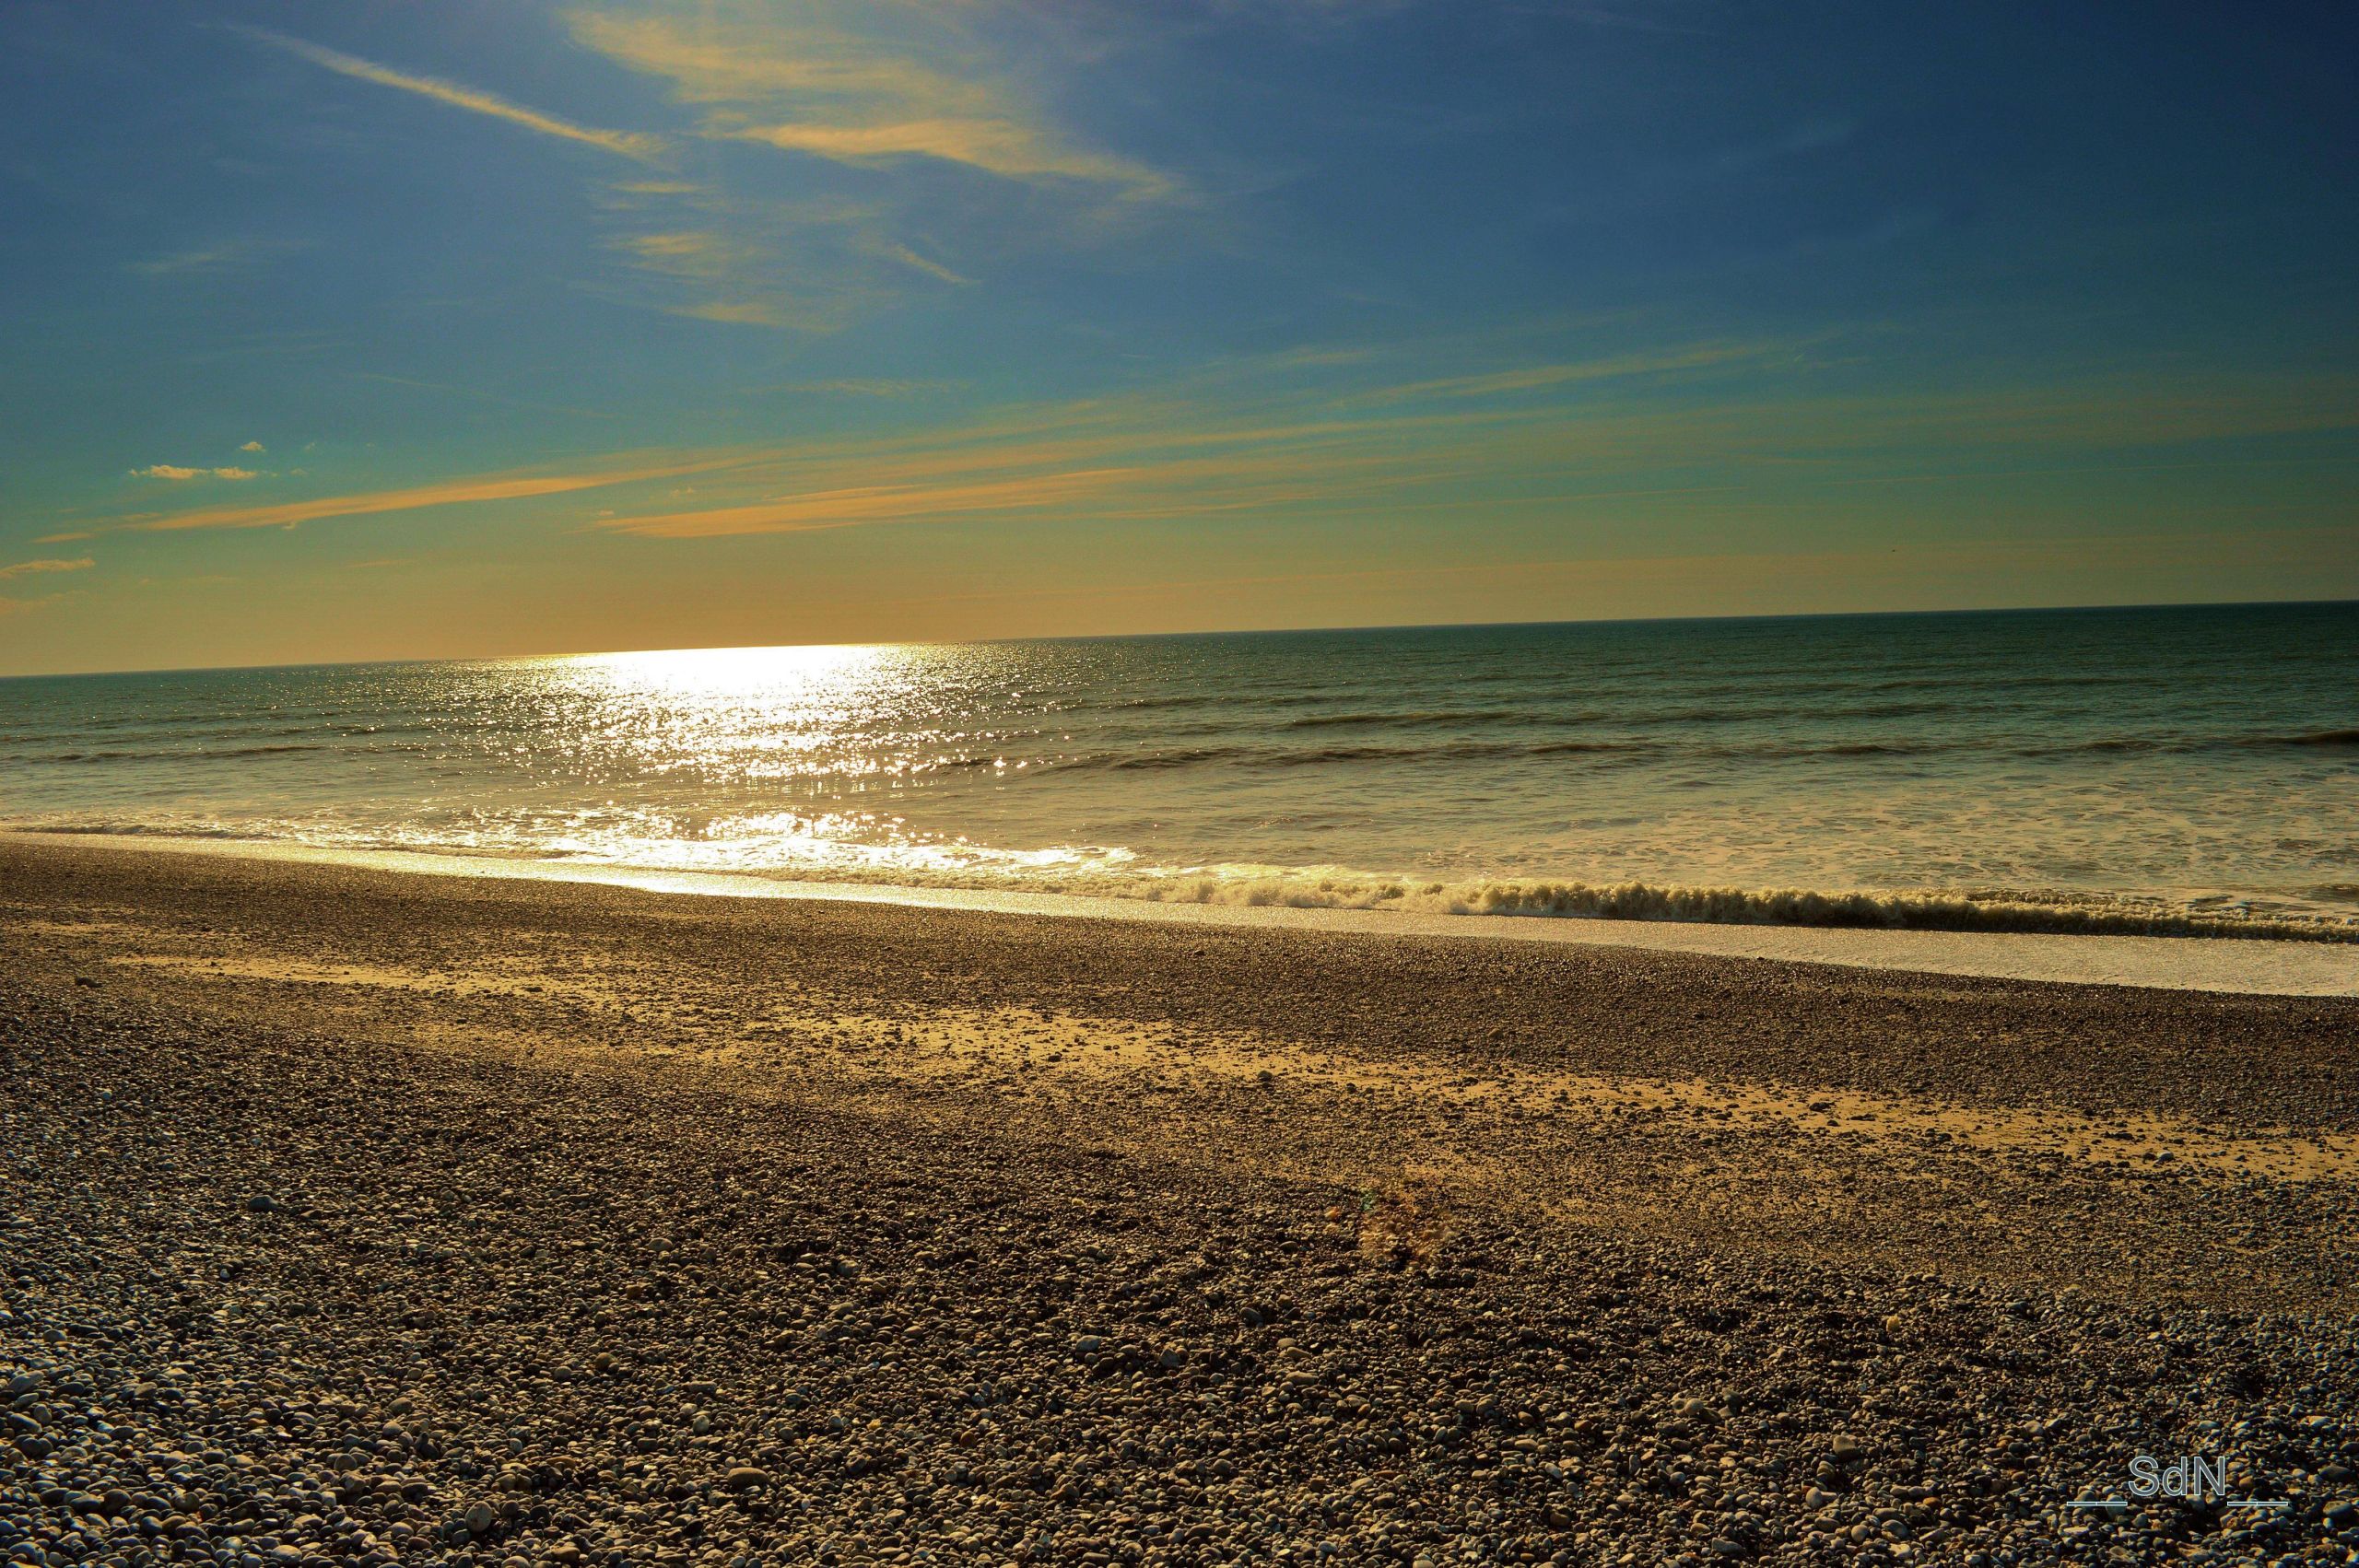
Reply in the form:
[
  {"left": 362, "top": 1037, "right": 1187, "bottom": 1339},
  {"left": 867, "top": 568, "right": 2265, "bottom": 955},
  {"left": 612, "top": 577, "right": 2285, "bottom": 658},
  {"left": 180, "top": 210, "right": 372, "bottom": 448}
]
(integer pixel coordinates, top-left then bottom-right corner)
[
  {"left": 4, "top": 837, "right": 2356, "bottom": 1565},
  {"left": 13, "top": 0, "right": 2358, "bottom": 1561}
]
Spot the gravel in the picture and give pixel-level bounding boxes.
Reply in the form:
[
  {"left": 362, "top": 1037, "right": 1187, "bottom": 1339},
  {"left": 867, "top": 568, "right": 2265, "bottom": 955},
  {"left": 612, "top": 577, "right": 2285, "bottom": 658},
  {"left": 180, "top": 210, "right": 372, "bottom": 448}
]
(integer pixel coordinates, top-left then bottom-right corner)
[{"left": 2, "top": 841, "right": 2356, "bottom": 1566}]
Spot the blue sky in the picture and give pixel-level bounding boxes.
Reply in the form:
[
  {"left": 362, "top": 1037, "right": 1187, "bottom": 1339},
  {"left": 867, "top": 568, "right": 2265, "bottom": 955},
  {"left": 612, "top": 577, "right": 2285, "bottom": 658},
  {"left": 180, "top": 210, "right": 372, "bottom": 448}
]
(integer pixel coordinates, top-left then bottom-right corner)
[{"left": 2, "top": 0, "right": 2353, "bottom": 673}]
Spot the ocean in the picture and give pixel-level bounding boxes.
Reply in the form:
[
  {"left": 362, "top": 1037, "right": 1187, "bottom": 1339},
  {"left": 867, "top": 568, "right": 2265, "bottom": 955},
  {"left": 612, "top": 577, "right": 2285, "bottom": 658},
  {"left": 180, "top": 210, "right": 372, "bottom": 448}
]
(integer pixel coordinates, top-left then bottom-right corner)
[{"left": 4, "top": 602, "right": 2355, "bottom": 938}]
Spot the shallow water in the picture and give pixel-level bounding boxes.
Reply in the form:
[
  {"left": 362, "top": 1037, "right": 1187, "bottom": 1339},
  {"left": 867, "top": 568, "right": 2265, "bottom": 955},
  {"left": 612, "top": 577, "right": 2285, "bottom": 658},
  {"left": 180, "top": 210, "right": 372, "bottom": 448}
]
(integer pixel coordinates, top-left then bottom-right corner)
[{"left": 4, "top": 603, "right": 2355, "bottom": 935}]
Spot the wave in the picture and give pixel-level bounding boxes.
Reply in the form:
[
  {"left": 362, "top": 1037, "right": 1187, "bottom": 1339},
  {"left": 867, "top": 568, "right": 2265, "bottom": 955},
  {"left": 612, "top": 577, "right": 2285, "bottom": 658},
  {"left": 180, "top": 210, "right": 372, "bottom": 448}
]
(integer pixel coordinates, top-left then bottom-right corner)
[
  {"left": 15, "top": 818, "right": 2353, "bottom": 942},
  {"left": 1276, "top": 699, "right": 1973, "bottom": 731},
  {"left": 1062, "top": 740, "right": 1668, "bottom": 771},
  {"left": 11, "top": 727, "right": 2345, "bottom": 772},
  {"left": 1127, "top": 872, "right": 2359, "bottom": 942},
  {"left": 1046, "top": 725, "right": 2359, "bottom": 773},
  {"left": 11, "top": 743, "right": 334, "bottom": 763},
  {"left": 1281, "top": 708, "right": 1537, "bottom": 731},
  {"left": 18, "top": 822, "right": 276, "bottom": 841},
  {"left": 2034, "top": 729, "right": 2359, "bottom": 756}
]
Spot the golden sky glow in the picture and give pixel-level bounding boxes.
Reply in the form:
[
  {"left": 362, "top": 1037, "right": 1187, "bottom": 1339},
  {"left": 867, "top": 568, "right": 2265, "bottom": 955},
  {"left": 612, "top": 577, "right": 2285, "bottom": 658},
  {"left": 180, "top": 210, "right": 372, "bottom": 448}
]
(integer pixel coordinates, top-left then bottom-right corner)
[{"left": 2, "top": 1, "right": 2353, "bottom": 673}]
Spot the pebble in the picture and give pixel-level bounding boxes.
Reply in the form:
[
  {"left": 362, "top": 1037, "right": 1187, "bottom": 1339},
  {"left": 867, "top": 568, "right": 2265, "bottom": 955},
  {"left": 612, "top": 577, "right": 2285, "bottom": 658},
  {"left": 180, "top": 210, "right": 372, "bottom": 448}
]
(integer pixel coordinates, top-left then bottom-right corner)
[{"left": 4, "top": 849, "right": 2356, "bottom": 1567}]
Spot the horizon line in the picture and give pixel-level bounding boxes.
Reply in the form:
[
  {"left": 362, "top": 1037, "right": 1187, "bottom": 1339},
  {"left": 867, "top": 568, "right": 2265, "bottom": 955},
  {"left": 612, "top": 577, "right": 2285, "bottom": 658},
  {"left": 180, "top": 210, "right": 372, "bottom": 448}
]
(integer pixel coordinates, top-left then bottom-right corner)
[{"left": 4, "top": 591, "right": 2353, "bottom": 682}]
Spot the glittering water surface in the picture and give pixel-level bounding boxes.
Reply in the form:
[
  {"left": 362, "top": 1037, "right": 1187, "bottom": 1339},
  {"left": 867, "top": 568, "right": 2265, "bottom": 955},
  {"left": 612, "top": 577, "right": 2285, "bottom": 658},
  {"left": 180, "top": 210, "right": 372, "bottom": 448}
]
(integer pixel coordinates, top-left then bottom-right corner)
[{"left": 5, "top": 603, "right": 2355, "bottom": 933}]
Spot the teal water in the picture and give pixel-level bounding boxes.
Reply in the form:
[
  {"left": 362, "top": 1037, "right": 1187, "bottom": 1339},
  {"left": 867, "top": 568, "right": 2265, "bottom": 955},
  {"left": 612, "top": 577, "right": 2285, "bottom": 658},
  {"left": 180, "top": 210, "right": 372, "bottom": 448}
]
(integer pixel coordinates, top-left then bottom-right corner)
[{"left": 3, "top": 603, "right": 2355, "bottom": 935}]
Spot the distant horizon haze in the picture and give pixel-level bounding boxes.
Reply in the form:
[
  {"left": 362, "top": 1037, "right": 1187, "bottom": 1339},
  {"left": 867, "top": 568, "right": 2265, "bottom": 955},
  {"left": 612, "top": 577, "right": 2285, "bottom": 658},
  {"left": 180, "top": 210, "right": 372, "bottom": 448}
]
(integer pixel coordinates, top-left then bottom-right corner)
[{"left": 0, "top": 591, "right": 2353, "bottom": 683}]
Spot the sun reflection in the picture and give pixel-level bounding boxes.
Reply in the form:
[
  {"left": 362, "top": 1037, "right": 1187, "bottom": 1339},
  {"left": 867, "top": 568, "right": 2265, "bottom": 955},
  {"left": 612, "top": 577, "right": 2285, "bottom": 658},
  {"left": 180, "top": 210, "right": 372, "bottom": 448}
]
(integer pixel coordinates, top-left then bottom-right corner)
[
  {"left": 523, "top": 642, "right": 967, "bottom": 783},
  {"left": 450, "top": 642, "right": 1081, "bottom": 877},
  {"left": 545, "top": 641, "right": 903, "bottom": 693}
]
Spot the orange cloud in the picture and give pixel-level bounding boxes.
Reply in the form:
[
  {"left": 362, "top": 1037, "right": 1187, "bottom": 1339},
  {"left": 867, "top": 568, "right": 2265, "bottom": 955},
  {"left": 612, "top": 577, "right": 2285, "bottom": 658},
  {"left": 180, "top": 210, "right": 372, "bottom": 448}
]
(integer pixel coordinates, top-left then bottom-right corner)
[
  {"left": 570, "top": 360, "right": 2359, "bottom": 546},
  {"left": 122, "top": 460, "right": 733, "bottom": 534},
  {"left": 572, "top": 7, "right": 1172, "bottom": 197},
  {"left": 567, "top": 13, "right": 994, "bottom": 114},
  {"left": 602, "top": 469, "right": 1139, "bottom": 539},
  {"left": 727, "top": 120, "right": 1170, "bottom": 195},
  {"left": 0, "top": 556, "right": 95, "bottom": 580},
  {"left": 1344, "top": 339, "right": 1794, "bottom": 404}
]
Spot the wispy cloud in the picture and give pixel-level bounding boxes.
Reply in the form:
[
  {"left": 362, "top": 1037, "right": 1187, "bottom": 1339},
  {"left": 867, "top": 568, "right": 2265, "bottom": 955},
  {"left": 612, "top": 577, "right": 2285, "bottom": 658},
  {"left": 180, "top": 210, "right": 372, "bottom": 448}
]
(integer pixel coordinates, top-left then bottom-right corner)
[
  {"left": 0, "top": 556, "right": 93, "bottom": 617},
  {"left": 780, "top": 378, "right": 950, "bottom": 399},
  {"left": 619, "top": 230, "right": 726, "bottom": 263},
  {"left": 130, "top": 464, "right": 263, "bottom": 481},
  {"left": 567, "top": 11, "right": 995, "bottom": 113},
  {"left": 592, "top": 202, "right": 898, "bottom": 331},
  {"left": 235, "top": 26, "right": 667, "bottom": 162},
  {"left": 725, "top": 119, "right": 1170, "bottom": 196},
  {"left": 576, "top": 357, "right": 2359, "bottom": 541},
  {"left": 672, "top": 299, "right": 793, "bottom": 327},
  {"left": 880, "top": 242, "right": 974, "bottom": 287},
  {"left": 565, "top": 2, "right": 1178, "bottom": 326},
  {"left": 0, "top": 557, "right": 94, "bottom": 581},
  {"left": 115, "top": 458, "right": 736, "bottom": 535},
  {"left": 578, "top": 385, "right": 1587, "bottom": 540},
  {"left": 129, "top": 244, "right": 253, "bottom": 277},
  {"left": 240, "top": 441, "right": 266, "bottom": 453},
  {"left": 72, "top": 339, "right": 2354, "bottom": 558},
  {"left": 126, "top": 237, "right": 312, "bottom": 277},
  {"left": 1344, "top": 339, "right": 1795, "bottom": 404},
  {"left": 604, "top": 468, "right": 1139, "bottom": 538},
  {"left": 0, "top": 594, "right": 76, "bottom": 619}
]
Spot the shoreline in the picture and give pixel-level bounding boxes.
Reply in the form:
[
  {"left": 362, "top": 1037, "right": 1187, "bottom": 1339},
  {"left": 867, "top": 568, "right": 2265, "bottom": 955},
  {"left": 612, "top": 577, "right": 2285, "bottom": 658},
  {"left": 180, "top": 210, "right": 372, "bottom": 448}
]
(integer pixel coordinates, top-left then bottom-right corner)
[{"left": 10, "top": 828, "right": 2355, "bottom": 998}]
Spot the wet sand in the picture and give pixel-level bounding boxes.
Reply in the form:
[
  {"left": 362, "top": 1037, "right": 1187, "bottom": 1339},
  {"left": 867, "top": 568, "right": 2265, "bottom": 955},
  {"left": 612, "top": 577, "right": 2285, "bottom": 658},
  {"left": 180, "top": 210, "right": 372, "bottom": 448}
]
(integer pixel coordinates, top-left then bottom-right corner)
[
  {"left": 21, "top": 833, "right": 2357, "bottom": 998},
  {"left": 2, "top": 839, "right": 2355, "bottom": 1566}
]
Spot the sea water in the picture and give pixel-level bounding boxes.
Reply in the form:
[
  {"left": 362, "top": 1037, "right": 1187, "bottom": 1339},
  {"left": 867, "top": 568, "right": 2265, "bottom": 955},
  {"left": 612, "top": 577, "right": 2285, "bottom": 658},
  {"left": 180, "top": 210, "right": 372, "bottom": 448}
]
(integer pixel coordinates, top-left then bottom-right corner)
[{"left": 3, "top": 603, "right": 2354, "bottom": 937}]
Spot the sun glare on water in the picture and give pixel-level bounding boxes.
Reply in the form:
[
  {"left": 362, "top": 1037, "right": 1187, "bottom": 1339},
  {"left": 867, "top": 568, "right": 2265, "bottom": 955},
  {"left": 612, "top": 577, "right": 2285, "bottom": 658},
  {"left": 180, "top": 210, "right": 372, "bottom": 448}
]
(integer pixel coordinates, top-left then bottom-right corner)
[
  {"left": 531, "top": 643, "right": 957, "bottom": 780},
  {"left": 464, "top": 641, "right": 1115, "bottom": 881}
]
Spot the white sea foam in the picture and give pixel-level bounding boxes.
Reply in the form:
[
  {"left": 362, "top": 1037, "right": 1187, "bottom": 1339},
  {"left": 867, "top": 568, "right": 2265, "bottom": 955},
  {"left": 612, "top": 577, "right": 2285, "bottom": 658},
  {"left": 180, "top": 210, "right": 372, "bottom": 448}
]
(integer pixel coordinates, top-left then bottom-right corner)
[
  {"left": 1120, "top": 869, "right": 2359, "bottom": 941},
  {"left": 15, "top": 831, "right": 2357, "bottom": 999},
  {"left": 19, "top": 819, "right": 2354, "bottom": 942}
]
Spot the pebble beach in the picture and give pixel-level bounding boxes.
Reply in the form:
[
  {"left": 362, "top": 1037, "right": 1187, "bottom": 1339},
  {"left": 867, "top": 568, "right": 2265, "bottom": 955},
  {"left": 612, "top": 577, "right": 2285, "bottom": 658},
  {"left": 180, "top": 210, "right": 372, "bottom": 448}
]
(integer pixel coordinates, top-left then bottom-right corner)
[{"left": 3, "top": 839, "right": 2356, "bottom": 1567}]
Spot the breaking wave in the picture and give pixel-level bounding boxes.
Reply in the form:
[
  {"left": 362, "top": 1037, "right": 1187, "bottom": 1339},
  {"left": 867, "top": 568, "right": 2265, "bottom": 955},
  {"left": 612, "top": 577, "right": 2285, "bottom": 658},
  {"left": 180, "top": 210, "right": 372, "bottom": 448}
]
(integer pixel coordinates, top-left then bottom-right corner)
[
  {"left": 20, "top": 822, "right": 276, "bottom": 841},
  {"left": 1045, "top": 728, "right": 2359, "bottom": 773},
  {"left": 19, "top": 819, "right": 2353, "bottom": 942},
  {"left": 1121, "top": 872, "right": 2359, "bottom": 941}
]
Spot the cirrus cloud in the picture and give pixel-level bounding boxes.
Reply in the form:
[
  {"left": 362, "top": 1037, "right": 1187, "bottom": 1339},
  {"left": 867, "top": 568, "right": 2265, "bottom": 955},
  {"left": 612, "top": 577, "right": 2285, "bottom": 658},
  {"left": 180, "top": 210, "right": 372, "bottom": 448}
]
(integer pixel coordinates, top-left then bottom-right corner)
[
  {"left": 233, "top": 26, "right": 667, "bottom": 162},
  {"left": 0, "top": 556, "right": 95, "bottom": 581},
  {"left": 564, "top": 2, "right": 1180, "bottom": 327},
  {"left": 130, "top": 464, "right": 264, "bottom": 481},
  {"left": 724, "top": 118, "right": 1171, "bottom": 196},
  {"left": 575, "top": 7, "right": 1174, "bottom": 197}
]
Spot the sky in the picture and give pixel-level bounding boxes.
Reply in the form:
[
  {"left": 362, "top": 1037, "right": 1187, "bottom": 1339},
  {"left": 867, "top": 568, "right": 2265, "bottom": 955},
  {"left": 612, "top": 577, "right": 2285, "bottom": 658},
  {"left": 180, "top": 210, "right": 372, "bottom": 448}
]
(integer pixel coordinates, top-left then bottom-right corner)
[{"left": 2, "top": 0, "right": 2354, "bottom": 674}]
